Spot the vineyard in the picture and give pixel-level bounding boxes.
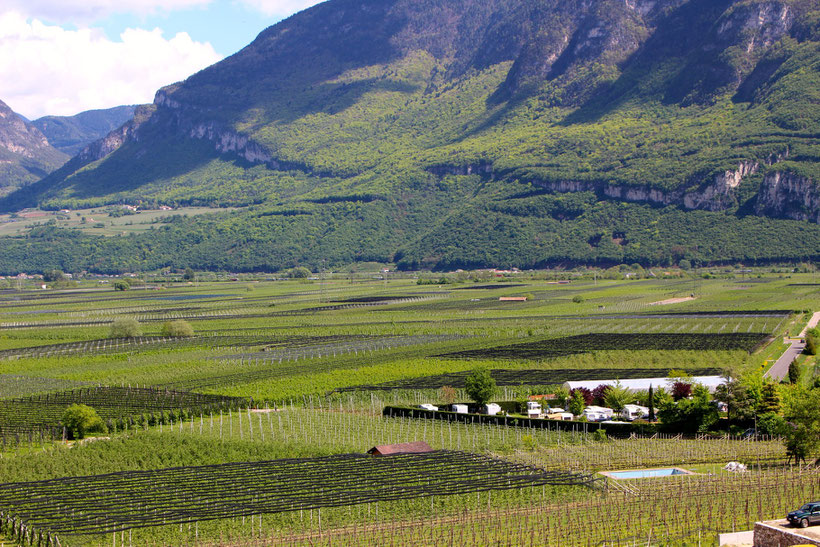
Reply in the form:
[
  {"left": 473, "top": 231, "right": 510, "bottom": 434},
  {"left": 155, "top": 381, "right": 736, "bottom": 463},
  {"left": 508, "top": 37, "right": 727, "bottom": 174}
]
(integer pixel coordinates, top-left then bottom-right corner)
[
  {"left": 439, "top": 332, "right": 772, "bottom": 360},
  {"left": 0, "top": 274, "right": 816, "bottom": 545},
  {"left": 0, "top": 387, "right": 247, "bottom": 443},
  {"left": 0, "top": 450, "right": 595, "bottom": 543}
]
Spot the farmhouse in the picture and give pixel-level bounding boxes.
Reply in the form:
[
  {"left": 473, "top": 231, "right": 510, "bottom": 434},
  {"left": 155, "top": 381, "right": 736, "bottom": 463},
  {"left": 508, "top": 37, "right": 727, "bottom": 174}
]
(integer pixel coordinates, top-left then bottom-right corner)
[
  {"left": 562, "top": 375, "right": 726, "bottom": 393},
  {"left": 367, "top": 441, "right": 434, "bottom": 456}
]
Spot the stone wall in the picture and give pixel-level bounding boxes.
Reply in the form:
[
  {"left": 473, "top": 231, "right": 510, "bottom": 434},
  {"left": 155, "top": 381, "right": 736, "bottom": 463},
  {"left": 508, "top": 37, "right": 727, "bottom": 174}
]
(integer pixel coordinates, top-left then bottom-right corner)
[{"left": 754, "top": 521, "right": 820, "bottom": 546}]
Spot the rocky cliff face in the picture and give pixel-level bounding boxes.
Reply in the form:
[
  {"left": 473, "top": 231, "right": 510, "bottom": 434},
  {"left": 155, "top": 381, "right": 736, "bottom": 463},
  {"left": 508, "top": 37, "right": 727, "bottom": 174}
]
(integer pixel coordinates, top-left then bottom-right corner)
[
  {"left": 0, "top": 99, "right": 67, "bottom": 191},
  {"left": 756, "top": 171, "right": 820, "bottom": 223}
]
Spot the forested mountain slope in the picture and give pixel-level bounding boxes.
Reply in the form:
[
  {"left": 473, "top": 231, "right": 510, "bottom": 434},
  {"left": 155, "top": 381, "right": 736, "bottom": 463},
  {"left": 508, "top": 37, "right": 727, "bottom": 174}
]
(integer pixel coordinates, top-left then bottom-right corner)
[
  {"left": 33, "top": 106, "right": 137, "bottom": 157},
  {"left": 1, "top": 0, "right": 819, "bottom": 273}
]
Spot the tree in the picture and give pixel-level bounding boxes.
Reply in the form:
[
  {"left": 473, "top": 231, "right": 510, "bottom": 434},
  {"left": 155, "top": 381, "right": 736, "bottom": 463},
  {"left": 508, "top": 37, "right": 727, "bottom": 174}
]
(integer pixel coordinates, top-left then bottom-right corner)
[
  {"left": 288, "top": 267, "right": 311, "bottom": 279},
  {"left": 805, "top": 328, "right": 818, "bottom": 356},
  {"left": 570, "top": 387, "right": 593, "bottom": 405},
  {"left": 603, "top": 382, "right": 633, "bottom": 412},
  {"left": 43, "top": 270, "right": 65, "bottom": 282},
  {"left": 161, "top": 320, "right": 194, "bottom": 337},
  {"left": 572, "top": 295, "right": 583, "bottom": 303},
  {"left": 464, "top": 368, "right": 496, "bottom": 406},
  {"left": 591, "top": 384, "right": 611, "bottom": 405},
  {"left": 647, "top": 385, "right": 656, "bottom": 422},
  {"left": 568, "top": 390, "right": 586, "bottom": 416},
  {"left": 759, "top": 382, "right": 781, "bottom": 414},
  {"left": 671, "top": 381, "right": 692, "bottom": 401},
  {"left": 183, "top": 268, "right": 195, "bottom": 281},
  {"left": 783, "top": 389, "right": 820, "bottom": 464},
  {"left": 61, "top": 404, "right": 106, "bottom": 440},
  {"left": 658, "top": 390, "right": 718, "bottom": 433},
  {"left": 788, "top": 359, "right": 800, "bottom": 384},
  {"left": 113, "top": 280, "right": 130, "bottom": 291},
  {"left": 714, "top": 379, "right": 758, "bottom": 422},
  {"left": 109, "top": 317, "right": 142, "bottom": 338}
]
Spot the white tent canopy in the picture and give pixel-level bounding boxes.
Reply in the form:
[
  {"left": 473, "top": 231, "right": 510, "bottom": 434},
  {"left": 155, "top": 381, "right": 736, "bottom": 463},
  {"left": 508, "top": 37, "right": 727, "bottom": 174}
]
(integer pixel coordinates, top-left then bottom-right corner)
[{"left": 562, "top": 376, "right": 727, "bottom": 393}]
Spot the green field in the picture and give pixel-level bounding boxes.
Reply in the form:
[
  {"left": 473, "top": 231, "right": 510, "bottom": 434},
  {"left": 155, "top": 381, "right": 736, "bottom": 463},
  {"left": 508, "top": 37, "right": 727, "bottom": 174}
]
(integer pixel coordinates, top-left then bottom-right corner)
[
  {"left": 0, "top": 206, "right": 240, "bottom": 237},
  {"left": 0, "top": 272, "right": 818, "bottom": 545}
]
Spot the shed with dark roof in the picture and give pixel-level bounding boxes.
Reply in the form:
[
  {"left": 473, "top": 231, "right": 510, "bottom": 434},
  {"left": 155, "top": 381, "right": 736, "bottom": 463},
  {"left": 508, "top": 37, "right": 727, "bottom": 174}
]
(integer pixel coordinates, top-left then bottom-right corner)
[{"left": 367, "top": 441, "right": 434, "bottom": 456}]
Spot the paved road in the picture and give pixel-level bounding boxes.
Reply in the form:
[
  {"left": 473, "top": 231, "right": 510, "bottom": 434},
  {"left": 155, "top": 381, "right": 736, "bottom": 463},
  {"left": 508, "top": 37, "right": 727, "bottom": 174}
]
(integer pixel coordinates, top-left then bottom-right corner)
[
  {"left": 765, "top": 339, "right": 806, "bottom": 381},
  {"left": 765, "top": 311, "right": 817, "bottom": 381},
  {"left": 800, "top": 311, "right": 820, "bottom": 337}
]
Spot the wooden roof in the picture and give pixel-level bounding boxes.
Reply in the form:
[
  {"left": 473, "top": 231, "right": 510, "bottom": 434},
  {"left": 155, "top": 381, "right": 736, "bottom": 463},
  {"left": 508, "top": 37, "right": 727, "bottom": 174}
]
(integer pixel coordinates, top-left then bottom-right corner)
[{"left": 367, "top": 441, "right": 434, "bottom": 456}]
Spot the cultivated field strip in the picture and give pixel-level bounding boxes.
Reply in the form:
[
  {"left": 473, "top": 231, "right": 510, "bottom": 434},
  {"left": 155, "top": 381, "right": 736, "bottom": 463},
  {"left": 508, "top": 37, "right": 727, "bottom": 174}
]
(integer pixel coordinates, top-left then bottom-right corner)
[
  {"left": 220, "top": 334, "right": 467, "bottom": 363},
  {"left": 440, "top": 332, "right": 771, "bottom": 360},
  {"left": 0, "top": 387, "right": 247, "bottom": 441},
  {"left": 165, "top": 335, "right": 469, "bottom": 390},
  {"left": 335, "top": 367, "right": 725, "bottom": 392},
  {"left": 0, "top": 451, "right": 595, "bottom": 539},
  {"left": 0, "top": 375, "right": 92, "bottom": 399},
  {"left": 0, "top": 334, "right": 378, "bottom": 360}
]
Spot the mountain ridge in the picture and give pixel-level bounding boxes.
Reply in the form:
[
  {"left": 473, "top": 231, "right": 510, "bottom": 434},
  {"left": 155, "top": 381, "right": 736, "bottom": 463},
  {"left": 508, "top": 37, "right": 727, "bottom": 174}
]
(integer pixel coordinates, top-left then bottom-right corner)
[
  {"left": 0, "top": 0, "right": 818, "bottom": 273},
  {"left": 0, "top": 99, "right": 68, "bottom": 196},
  {"left": 33, "top": 105, "right": 138, "bottom": 157}
]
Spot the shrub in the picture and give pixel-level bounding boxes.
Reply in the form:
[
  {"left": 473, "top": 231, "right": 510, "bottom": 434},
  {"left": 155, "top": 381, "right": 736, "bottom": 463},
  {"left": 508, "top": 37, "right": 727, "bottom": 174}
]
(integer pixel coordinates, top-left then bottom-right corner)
[
  {"left": 439, "top": 385, "right": 456, "bottom": 405},
  {"left": 161, "top": 320, "right": 194, "bottom": 337},
  {"left": 288, "top": 267, "right": 311, "bottom": 279},
  {"left": 109, "top": 317, "right": 142, "bottom": 338},
  {"left": 113, "top": 280, "right": 130, "bottom": 291},
  {"left": 805, "top": 328, "right": 818, "bottom": 356},
  {"left": 572, "top": 295, "right": 583, "bottom": 303},
  {"left": 61, "top": 404, "right": 106, "bottom": 439},
  {"left": 671, "top": 381, "right": 692, "bottom": 401}
]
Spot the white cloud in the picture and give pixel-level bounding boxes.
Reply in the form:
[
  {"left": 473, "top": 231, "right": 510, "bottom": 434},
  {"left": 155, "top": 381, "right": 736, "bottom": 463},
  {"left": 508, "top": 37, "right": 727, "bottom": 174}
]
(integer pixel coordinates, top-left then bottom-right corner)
[
  {"left": 238, "top": 0, "right": 325, "bottom": 18},
  {"left": 0, "top": 12, "right": 223, "bottom": 119},
  {"left": 1, "top": 1, "right": 213, "bottom": 24}
]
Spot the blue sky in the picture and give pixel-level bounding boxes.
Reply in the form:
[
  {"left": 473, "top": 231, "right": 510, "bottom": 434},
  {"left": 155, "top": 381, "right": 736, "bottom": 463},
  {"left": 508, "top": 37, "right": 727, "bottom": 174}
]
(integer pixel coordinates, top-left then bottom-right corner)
[
  {"left": 0, "top": 0, "right": 324, "bottom": 119},
  {"left": 92, "top": 3, "right": 286, "bottom": 58}
]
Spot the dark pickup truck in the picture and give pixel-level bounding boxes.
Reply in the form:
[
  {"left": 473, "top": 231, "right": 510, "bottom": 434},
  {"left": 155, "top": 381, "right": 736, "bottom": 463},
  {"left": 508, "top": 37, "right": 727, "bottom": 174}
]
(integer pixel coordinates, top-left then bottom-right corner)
[{"left": 788, "top": 502, "right": 820, "bottom": 528}]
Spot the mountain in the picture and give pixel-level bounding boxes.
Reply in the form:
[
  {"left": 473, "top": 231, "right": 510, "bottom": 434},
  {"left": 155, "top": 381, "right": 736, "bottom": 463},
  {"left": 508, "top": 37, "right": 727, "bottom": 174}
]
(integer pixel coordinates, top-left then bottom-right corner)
[
  {"left": 32, "top": 105, "right": 137, "bottom": 157},
  {"left": 0, "top": 99, "right": 68, "bottom": 196},
  {"left": 1, "top": 0, "right": 819, "bottom": 273}
]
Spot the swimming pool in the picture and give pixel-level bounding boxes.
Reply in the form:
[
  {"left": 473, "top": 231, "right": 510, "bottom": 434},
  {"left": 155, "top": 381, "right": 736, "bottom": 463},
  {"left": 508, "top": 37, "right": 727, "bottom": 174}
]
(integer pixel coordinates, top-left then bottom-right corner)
[{"left": 602, "top": 467, "right": 691, "bottom": 479}]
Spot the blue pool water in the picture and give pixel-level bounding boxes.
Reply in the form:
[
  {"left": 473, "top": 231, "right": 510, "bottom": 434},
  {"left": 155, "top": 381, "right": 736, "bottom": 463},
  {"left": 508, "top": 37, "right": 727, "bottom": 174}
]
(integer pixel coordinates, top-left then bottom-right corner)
[{"left": 607, "top": 468, "right": 686, "bottom": 479}]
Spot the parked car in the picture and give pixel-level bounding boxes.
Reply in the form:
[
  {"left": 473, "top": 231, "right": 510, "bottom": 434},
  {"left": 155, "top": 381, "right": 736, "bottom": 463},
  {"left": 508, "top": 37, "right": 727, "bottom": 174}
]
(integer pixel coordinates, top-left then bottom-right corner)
[{"left": 788, "top": 502, "right": 820, "bottom": 528}]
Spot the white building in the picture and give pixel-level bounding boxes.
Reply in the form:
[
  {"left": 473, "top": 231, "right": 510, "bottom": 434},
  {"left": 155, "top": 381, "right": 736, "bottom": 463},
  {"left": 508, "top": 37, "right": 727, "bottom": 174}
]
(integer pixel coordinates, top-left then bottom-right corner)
[{"left": 562, "top": 375, "right": 727, "bottom": 394}]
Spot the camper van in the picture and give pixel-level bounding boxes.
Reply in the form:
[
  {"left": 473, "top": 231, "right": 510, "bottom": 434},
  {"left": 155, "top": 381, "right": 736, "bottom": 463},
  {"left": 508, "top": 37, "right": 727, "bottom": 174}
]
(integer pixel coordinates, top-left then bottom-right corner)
[
  {"left": 621, "top": 404, "right": 649, "bottom": 421},
  {"left": 482, "top": 403, "right": 502, "bottom": 416},
  {"left": 583, "top": 405, "right": 614, "bottom": 422},
  {"left": 525, "top": 401, "right": 542, "bottom": 418},
  {"left": 418, "top": 404, "right": 438, "bottom": 411},
  {"left": 451, "top": 404, "right": 468, "bottom": 414}
]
